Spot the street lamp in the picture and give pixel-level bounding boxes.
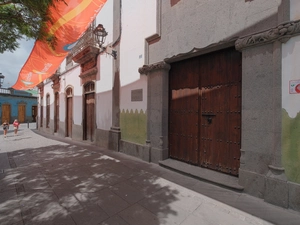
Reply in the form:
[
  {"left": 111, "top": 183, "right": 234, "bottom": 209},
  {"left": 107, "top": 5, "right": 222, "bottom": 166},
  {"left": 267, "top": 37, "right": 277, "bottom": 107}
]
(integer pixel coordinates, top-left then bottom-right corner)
[
  {"left": 0, "top": 73, "right": 4, "bottom": 88},
  {"left": 93, "top": 24, "right": 117, "bottom": 59},
  {"left": 93, "top": 24, "right": 107, "bottom": 47}
]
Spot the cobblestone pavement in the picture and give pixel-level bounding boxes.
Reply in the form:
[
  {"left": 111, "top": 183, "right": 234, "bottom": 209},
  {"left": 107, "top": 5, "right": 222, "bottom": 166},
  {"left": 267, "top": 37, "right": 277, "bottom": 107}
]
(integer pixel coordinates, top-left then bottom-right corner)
[{"left": 0, "top": 125, "right": 299, "bottom": 225}]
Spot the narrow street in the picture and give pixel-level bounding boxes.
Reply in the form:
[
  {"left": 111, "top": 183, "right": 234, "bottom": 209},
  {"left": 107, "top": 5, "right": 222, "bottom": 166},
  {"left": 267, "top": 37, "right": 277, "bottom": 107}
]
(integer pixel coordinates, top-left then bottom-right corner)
[{"left": 0, "top": 124, "right": 299, "bottom": 225}]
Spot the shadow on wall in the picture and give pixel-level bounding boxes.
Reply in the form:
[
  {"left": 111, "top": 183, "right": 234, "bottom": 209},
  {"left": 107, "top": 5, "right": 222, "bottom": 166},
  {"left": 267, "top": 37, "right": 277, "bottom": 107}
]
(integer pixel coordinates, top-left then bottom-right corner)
[{"left": 0, "top": 144, "right": 181, "bottom": 225}]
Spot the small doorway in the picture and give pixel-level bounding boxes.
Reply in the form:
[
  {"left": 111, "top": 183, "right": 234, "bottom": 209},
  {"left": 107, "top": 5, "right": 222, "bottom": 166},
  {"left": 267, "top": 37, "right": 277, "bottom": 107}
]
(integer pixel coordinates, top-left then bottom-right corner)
[
  {"left": 2, "top": 104, "right": 11, "bottom": 123},
  {"left": 66, "top": 87, "right": 73, "bottom": 137},
  {"left": 40, "top": 97, "right": 44, "bottom": 127},
  {"left": 54, "top": 92, "right": 59, "bottom": 133},
  {"left": 18, "top": 104, "right": 26, "bottom": 123},
  {"left": 32, "top": 106, "right": 37, "bottom": 122},
  {"left": 83, "top": 82, "right": 95, "bottom": 142},
  {"left": 46, "top": 94, "right": 50, "bottom": 128}
]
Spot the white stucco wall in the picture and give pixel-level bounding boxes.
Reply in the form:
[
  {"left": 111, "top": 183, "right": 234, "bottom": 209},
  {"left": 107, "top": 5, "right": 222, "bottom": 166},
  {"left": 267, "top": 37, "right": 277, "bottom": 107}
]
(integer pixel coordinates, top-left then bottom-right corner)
[
  {"left": 64, "top": 66, "right": 81, "bottom": 96},
  {"left": 43, "top": 82, "right": 54, "bottom": 120},
  {"left": 282, "top": 0, "right": 300, "bottom": 118},
  {"left": 120, "top": 75, "right": 147, "bottom": 112},
  {"left": 150, "top": 0, "right": 281, "bottom": 64},
  {"left": 63, "top": 66, "right": 82, "bottom": 125},
  {"left": 120, "top": 0, "right": 156, "bottom": 86},
  {"left": 97, "top": 56, "right": 113, "bottom": 93},
  {"left": 92, "top": 0, "right": 114, "bottom": 130},
  {"left": 59, "top": 92, "right": 65, "bottom": 123},
  {"left": 95, "top": 0, "right": 113, "bottom": 45},
  {"left": 282, "top": 36, "right": 300, "bottom": 118},
  {"left": 96, "top": 91, "right": 112, "bottom": 129},
  {"left": 95, "top": 0, "right": 156, "bottom": 124},
  {"left": 290, "top": 0, "right": 300, "bottom": 21},
  {"left": 119, "top": 0, "right": 156, "bottom": 112}
]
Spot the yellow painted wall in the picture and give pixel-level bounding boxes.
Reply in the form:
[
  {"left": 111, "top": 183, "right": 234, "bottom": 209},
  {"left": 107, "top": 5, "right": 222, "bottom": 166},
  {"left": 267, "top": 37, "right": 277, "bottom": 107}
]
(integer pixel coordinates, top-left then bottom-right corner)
[
  {"left": 282, "top": 109, "right": 300, "bottom": 183},
  {"left": 120, "top": 109, "right": 147, "bottom": 145}
]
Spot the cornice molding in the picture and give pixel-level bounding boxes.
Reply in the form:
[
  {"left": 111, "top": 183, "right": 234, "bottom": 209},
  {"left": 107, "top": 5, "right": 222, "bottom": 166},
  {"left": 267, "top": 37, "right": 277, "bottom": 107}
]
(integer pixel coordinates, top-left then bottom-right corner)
[
  {"left": 49, "top": 73, "right": 59, "bottom": 82},
  {"left": 138, "top": 62, "right": 170, "bottom": 75},
  {"left": 49, "top": 73, "right": 60, "bottom": 93},
  {"left": 235, "top": 20, "right": 300, "bottom": 51},
  {"left": 79, "top": 67, "right": 97, "bottom": 78},
  {"left": 79, "top": 67, "right": 97, "bottom": 84},
  {"left": 164, "top": 39, "right": 237, "bottom": 63},
  {"left": 37, "top": 83, "right": 44, "bottom": 97}
]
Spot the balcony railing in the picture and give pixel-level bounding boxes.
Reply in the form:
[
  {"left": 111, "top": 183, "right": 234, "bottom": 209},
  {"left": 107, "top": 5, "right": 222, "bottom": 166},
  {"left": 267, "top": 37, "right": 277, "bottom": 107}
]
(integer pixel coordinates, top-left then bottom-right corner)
[
  {"left": 0, "top": 88, "right": 11, "bottom": 94},
  {"left": 69, "top": 22, "right": 98, "bottom": 59},
  {"left": 0, "top": 87, "right": 38, "bottom": 97}
]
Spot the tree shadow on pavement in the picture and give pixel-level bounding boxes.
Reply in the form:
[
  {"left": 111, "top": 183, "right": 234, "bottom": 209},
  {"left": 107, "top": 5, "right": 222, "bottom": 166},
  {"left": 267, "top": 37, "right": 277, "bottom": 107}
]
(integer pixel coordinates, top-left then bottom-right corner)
[{"left": 0, "top": 144, "right": 196, "bottom": 225}]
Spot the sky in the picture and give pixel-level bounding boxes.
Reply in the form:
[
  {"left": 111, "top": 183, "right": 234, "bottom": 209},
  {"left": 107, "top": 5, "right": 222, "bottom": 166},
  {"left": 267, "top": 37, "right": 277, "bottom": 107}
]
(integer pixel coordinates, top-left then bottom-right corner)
[{"left": 0, "top": 38, "right": 34, "bottom": 88}]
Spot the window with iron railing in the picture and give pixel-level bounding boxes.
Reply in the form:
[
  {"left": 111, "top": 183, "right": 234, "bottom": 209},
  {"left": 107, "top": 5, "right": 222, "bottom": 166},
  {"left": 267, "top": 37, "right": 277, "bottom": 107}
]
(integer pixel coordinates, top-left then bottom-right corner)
[{"left": 66, "top": 21, "right": 98, "bottom": 69}]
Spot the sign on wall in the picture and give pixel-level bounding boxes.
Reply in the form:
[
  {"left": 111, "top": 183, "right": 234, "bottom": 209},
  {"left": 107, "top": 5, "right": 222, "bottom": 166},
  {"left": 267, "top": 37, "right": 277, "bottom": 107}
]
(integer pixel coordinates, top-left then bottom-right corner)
[{"left": 289, "top": 79, "right": 300, "bottom": 94}]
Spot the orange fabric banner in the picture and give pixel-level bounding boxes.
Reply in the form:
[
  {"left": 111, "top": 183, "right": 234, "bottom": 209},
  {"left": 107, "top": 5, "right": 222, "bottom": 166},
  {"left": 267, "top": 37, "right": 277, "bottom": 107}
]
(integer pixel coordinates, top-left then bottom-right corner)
[{"left": 12, "top": 0, "right": 107, "bottom": 90}]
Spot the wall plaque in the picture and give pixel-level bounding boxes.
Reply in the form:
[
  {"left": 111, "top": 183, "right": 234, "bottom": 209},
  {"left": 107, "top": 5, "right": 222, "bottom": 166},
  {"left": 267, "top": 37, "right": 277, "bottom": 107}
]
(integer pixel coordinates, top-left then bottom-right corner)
[{"left": 131, "top": 89, "right": 143, "bottom": 101}]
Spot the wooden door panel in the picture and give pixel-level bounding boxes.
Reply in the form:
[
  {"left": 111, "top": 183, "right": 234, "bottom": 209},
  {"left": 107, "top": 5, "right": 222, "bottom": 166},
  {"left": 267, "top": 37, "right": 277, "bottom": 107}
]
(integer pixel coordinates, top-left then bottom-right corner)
[
  {"left": 200, "top": 85, "right": 228, "bottom": 171},
  {"left": 185, "top": 88, "right": 199, "bottom": 162},
  {"left": 67, "top": 97, "right": 72, "bottom": 137},
  {"left": 2, "top": 104, "right": 11, "bottom": 123},
  {"left": 54, "top": 93, "right": 59, "bottom": 132},
  {"left": 169, "top": 58, "right": 199, "bottom": 164},
  {"left": 199, "top": 48, "right": 241, "bottom": 175},
  {"left": 18, "top": 105, "right": 26, "bottom": 123},
  {"left": 40, "top": 106, "right": 43, "bottom": 127},
  {"left": 227, "top": 83, "right": 241, "bottom": 173},
  {"left": 85, "top": 97, "right": 90, "bottom": 140}
]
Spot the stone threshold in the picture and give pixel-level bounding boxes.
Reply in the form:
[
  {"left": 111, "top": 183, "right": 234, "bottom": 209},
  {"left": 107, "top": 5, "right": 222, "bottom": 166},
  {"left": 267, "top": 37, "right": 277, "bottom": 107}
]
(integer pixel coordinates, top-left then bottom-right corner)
[{"left": 159, "top": 158, "right": 244, "bottom": 191}]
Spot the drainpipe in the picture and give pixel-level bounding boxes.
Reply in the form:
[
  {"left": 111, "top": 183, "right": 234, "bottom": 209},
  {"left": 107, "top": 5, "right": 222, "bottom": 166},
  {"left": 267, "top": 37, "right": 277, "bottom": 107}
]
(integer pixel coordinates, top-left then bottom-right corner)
[{"left": 110, "top": 0, "right": 121, "bottom": 151}]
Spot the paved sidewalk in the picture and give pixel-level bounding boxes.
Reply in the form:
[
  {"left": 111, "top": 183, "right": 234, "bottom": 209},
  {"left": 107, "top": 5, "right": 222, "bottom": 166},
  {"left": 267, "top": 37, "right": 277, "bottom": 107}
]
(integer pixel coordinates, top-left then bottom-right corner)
[{"left": 0, "top": 126, "right": 300, "bottom": 225}]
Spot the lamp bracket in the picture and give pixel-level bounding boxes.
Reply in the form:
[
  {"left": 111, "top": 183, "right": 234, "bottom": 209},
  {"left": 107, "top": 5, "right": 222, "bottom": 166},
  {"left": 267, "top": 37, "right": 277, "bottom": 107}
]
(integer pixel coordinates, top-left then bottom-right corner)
[{"left": 99, "top": 45, "right": 117, "bottom": 60}]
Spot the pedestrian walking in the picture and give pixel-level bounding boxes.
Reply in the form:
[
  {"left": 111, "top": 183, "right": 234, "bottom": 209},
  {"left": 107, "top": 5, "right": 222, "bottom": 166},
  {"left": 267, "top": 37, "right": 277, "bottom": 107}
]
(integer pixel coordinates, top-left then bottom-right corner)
[
  {"left": 2, "top": 120, "right": 9, "bottom": 138},
  {"left": 13, "top": 119, "right": 19, "bottom": 136}
]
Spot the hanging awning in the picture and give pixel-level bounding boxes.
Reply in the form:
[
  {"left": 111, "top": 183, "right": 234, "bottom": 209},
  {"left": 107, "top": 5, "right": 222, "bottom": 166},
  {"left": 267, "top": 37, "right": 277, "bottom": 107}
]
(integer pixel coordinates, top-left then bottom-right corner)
[{"left": 12, "top": 0, "right": 107, "bottom": 90}]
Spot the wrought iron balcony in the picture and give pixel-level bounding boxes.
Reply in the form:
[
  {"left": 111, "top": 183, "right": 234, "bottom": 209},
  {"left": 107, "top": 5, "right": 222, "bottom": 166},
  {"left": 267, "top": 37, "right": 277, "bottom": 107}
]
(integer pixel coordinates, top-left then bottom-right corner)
[{"left": 69, "top": 22, "right": 98, "bottom": 59}]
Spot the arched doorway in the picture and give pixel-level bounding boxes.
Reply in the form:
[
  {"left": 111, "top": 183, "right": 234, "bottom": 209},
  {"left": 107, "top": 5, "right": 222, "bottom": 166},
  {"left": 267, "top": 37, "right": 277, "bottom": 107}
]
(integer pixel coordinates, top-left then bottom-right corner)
[
  {"left": 83, "top": 82, "right": 95, "bottom": 142},
  {"left": 66, "top": 87, "right": 73, "bottom": 137}
]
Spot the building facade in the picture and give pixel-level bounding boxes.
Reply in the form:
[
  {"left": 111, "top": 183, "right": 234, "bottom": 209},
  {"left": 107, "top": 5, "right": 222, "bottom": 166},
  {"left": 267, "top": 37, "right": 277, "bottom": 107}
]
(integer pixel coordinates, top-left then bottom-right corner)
[
  {"left": 0, "top": 88, "right": 38, "bottom": 124},
  {"left": 36, "top": 0, "right": 300, "bottom": 211}
]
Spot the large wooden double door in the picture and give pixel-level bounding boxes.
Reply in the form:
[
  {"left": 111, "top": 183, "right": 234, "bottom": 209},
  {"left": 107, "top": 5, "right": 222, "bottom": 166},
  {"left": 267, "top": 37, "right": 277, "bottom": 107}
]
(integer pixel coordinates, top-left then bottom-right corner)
[{"left": 169, "top": 48, "right": 241, "bottom": 176}]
